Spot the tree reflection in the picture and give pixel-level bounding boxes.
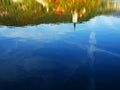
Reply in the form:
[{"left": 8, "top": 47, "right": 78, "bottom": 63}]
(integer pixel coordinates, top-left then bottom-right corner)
[{"left": 0, "top": 0, "right": 120, "bottom": 26}]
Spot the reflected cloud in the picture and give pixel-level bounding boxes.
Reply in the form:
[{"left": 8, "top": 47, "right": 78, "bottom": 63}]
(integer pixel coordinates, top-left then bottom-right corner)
[
  {"left": 103, "top": 16, "right": 113, "bottom": 26},
  {"left": 87, "top": 32, "right": 96, "bottom": 90},
  {"left": 0, "top": 24, "right": 73, "bottom": 42},
  {"left": 103, "top": 16, "right": 120, "bottom": 31},
  {"left": 87, "top": 18, "right": 97, "bottom": 28},
  {"left": 89, "top": 32, "right": 96, "bottom": 45},
  {"left": 86, "top": 31, "right": 120, "bottom": 90},
  {"left": 0, "top": 23, "right": 88, "bottom": 43},
  {"left": 64, "top": 29, "right": 120, "bottom": 89},
  {"left": 0, "top": 16, "right": 120, "bottom": 45},
  {"left": 85, "top": 15, "right": 120, "bottom": 32}
]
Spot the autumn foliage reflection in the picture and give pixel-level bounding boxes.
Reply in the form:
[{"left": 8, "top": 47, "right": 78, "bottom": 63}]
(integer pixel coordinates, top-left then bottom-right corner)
[{"left": 0, "top": 0, "right": 119, "bottom": 26}]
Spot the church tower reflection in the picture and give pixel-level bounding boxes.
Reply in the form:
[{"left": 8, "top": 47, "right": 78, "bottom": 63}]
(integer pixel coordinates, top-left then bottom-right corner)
[
  {"left": 72, "top": 10, "right": 78, "bottom": 30},
  {"left": 72, "top": 8, "right": 86, "bottom": 31}
]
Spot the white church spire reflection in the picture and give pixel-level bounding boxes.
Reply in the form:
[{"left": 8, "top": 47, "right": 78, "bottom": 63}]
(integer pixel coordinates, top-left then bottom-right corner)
[{"left": 72, "top": 10, "right": 78, "bottom": 30}]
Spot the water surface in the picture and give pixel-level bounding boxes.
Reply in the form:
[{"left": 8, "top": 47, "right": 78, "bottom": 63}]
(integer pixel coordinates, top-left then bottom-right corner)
[{"left": 0, "top": 0, "right": 120, "bottom": 90}]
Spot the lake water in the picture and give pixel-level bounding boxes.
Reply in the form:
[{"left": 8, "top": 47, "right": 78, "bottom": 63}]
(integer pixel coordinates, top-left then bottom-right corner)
[
  {"left": 0, "top": 15, "right": 120, "bottom": 90},
  {"left": 0, "top": 0, "right": 120, "bottom": 90}
]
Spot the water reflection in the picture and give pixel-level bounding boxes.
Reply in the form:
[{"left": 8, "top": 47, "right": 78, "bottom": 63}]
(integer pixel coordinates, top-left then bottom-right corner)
[
  {"left": 88, "top": 31, "right": 96, "bottom": 90},
  {"left": 0, "top": 16, "right": 120, "bottom": 90},
  {"left": 0, "top": 0, "right": 120, "bottom": 90},
  {"left": 88, "top": 32, "right": 96, "bottom": 62},
  {"left": 0, "top": 0, "right": 120, "bottom": 26}
]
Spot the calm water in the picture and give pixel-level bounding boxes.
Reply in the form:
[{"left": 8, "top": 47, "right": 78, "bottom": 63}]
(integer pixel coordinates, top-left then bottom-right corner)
[
  {"left": 0, "top": 0, "right": 120, "bottom": 90},
  {"left": 0, "top": 15, "right": 120, "bottom": 90}
]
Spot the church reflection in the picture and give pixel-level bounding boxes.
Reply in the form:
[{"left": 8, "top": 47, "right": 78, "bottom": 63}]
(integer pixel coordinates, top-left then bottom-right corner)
[{"left": 72, "top": 8, "right": 86, "bottom": 30}]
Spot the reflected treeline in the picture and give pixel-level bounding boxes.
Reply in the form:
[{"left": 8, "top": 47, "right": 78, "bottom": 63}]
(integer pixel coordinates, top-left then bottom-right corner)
[{"left": 0, "top": 0, "right": 120, "bottom": 26}]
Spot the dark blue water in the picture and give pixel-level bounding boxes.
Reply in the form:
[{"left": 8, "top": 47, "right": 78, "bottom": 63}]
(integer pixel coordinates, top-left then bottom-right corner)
[{"left": 0, "top": 16, "right": 120, "bottom": 90}]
